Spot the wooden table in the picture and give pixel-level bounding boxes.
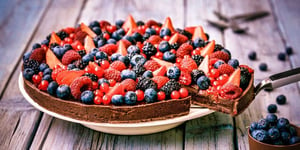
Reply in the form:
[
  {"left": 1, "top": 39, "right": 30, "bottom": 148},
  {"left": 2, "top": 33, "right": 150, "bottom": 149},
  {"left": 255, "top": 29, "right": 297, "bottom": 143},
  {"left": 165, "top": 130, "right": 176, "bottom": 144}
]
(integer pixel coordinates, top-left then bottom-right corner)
[{"left": 0, "top": 0, "right": 299, "bottom": 149}]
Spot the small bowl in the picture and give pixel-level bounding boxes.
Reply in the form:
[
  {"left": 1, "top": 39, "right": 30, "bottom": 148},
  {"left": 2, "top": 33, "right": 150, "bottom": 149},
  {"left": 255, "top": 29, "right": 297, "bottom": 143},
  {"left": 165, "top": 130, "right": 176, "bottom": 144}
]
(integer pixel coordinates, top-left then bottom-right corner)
[{"left": 248, "top": 124, "right": 300, "bottom": 150}]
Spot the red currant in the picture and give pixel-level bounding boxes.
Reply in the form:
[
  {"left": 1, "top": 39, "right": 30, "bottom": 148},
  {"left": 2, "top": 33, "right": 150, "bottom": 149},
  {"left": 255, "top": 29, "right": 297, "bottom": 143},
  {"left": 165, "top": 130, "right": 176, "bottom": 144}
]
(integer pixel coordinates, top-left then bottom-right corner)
[
  {"left": 102, "top": 95, "right": 111, "bottom": 105},
  {"left": 108, "top": 79, "right": 116, "bottom": 87},
  {"left": 155, "top": 52, "right": 163, "bottom": 59},
  {"left": 163, "top": 35, "right": 170, "bottom": 41},
  {"left": 100, "top": 83, "right": 109, "bottom": 93},
  {"left": 106, "top": 25, "right": 117, "bottom": 33},
  {"left": 38, "top": 80, "right": 49, "bottom": 91},
  {"left": 135, "top": 90, "right": 144, "bottom": 101},
  {"left": 64, "top": 37, "right": 73, "bottom": 44},
  {"left": 218, "top": 74, "right": 229, "bottom": 85},
  {"left": 210, "top": 69, "right": 220, "bottom": 78},
  {"left": 38, "top": 72, "right": 43, "bottom": 77},
  {"left": 94, "top": 89, "right": 103, "bottom": 97},
  {"left": 103, "top": 33, "right": 110, "bottom": 40},
  {"left": 179, "top": 88, "right": 189, "bottom": 98},
  {"left": 32, "top": 74, "right": 42, "bottom": 85},
  {"left": 84, "top": 66, "right": 92, "bottom": 73},
  {"left": 213, "top": 81, "right": 220, "bottom": 87},
  {"left": 77, "top": 44, "right": 84, "bottom": 50},
  {"left": 92, "top": 81, "right": 98, "bottom": 90},
  {"left": 69, "top": 33, "right": 75, "bottom": 39},
  {"left": 94, "top": 66, "right": 104, "bottom": 77},
  {"left": 94, "top": 96, "right": 103, "bottom": 105},
  {"left": 170, "top": 49, "right": 176, "bottom": 54},
  {"left": 157, "top": 91, "right": 166, "bottom": 101},
  {"left": 100, "top": 60, "right": 110, "bottom": 69},
  {"left": 170, "top": 91, "right": 180, "bottom": 99},
  {"left": 191, "top": 49, "right": 201, "bottom": 55}
]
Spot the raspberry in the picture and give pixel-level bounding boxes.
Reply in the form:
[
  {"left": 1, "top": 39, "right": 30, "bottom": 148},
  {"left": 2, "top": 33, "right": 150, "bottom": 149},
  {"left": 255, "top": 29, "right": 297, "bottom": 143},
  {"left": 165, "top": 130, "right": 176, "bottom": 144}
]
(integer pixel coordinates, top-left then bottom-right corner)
[
  {"left": 219, "top": 84, "right": 242, "bottom": 99},
  {"left": 147, "top": 35, "right": 162, "bottom": 45},
  {"left": 176, "top": 43, "right": 193, "bottom": 58},
  {"left": 70, "top": 76, "right": 92, "bottom": 100},
  {"left": 146, "top": 20, "right": 160, "bottom": 27},
  {"left": 152, "top": 76, "right": 169, "bottom": 89},
  {"left": 61, "top": 50, "right": 81, "bottom": 65},
  {"left": 74, "top": 31, "right": 87, "bottom": 44},
  {"left": 29, "top": 48, "right": 46, "bottom": 63},
  {"left": 218, "top": 64, "right": 235, "bottom": 75},
  {"left": 143, "top": 60, "right": 160, "bottom": 71},
  {"left": 178, "top": 71, "right": 192, "bottom": 85},
  {"left": 177, "top": 34, "right": 188, "bottom": 45},
  {"left": 209, "top": 51, "right": 230, "bottom": 62},
  {"left": 99, "top": 44, "right": 118, "bottom": 55},
  {"left": 121, "top": 79, "right": 136, "bottom": 92},
  {"left": 103, "top": 68, "right": 121, "bottom": 82},
  {"left": 110, "top": 60, "right": 126, "bottom": 71},
  {"left": 180, "top": 56, "right": 198, "bottom": 73}
]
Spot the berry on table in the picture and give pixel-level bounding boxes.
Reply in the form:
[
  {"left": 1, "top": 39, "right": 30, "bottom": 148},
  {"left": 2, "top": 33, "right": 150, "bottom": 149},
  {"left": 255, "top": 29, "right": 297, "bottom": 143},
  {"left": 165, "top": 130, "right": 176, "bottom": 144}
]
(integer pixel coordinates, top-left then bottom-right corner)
[
  {"left": 248, "top": 51, "right": 257, "bottom": 60},
  {"left": 267, "top": 104, "right": 277, "bottom": 113},
  {"left": 259, "top": 63, "right": 268, "bottom": 71},
  {"left": 285, "top": 46, "right": 293, "bottom": 55},
  {"left": 277, "top": 52, "right": 286, "bottom": 61},
  {"left": 276, "top": 94, "right": 286, "bottom": 105}
]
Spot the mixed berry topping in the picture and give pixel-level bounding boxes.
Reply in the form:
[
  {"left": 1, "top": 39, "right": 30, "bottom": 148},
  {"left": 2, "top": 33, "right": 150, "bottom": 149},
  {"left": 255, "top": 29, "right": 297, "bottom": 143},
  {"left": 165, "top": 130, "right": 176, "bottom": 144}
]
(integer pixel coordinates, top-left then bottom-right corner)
[{"left": 23, "top": 15, "right": 254, "bottom": 106}]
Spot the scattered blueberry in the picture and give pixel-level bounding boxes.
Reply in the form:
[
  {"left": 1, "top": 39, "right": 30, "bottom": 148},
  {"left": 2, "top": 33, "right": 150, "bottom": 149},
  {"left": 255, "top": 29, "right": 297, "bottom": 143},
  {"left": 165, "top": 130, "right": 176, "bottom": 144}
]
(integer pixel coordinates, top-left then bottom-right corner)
[
  {"left": 277, "top": 52, "right": 286, "bottom": 61},
  {"left": 228, "top": 59, "right": 239, "bottom": 69},
  {"left": 167, "top": 66, "right": 181, "bottom": 80},
  {"left": 47, "top": 81, "right": 58, "bottom": 96},
  {"left": 111, "top": 95, "right": 124, "bottom": 106},
  {"left": 259, "top": 63, "right": 268, "bottom": 71},
  {"left": 159, "top": 41, "right": 171, "bottom": 52},
  {"left": 124, "top": 91, "right": 137, "bottom": 105},
  {"left": 144, "top": 88, "right": 157, "bottom": 103},
  {"left": 285, "top": 46, "right": 293, "bottom": 55},
  {"left": 197, "top": 76, "right": 210, "bottom": 90},
  {"left": 276, "top": 94, "right": 286, "bottom": 105},
  {"left": 56, "top": 85, "right": 71, "bottom": 100},
  {"left": 248, "top": 51, "right": 257, "bottom": 60},
  {"left": 267, "top": 104, "right": 277, "bottom": 113},
  {"left": 163, "top": 51, "right": 176, "bottom": 63},
  {"left": 143, "top": 70, "right": 153, "bottom": 78},
  {"left": 23, "top": 68, "right": 35, "bottom": 80},
  {"left": 121, "top": 69, "right": 137, "bottom": 80}
]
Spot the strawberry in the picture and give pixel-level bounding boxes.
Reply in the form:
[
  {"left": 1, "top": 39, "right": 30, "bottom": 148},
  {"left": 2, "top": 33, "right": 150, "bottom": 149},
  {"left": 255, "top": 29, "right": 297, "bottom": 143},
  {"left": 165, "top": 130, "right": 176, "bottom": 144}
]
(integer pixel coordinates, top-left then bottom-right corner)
[
  {"left": 192, "top": 26, "right": 207, "bottom": 41},
  {"left": 51, "top": 67, "right": 65, "bottom": 81},
  {"left": 161, "top": 17, "right": 175, "bottom": 33},
  {"left": 80, "top": 22, "right": 97, "bottom": 38},
  {"left": 99, "top": 20, "right": 111, "bottom": 31},
  {"left": 153, "top": 66, "right": 167, "bottom": 76},
  {"left": 110, "top": 60, "right": 126, "bottom": 71},
  {"left": 151, "top": 57, "right": 173, "bottom": 69},
  {"left": 30, "top": 48, "right": 46, "bottom": 63},
  {"left": 177, "top": 34, "right": 188, "bottom": 45},
  {"left": 61, "top": 50, "right": 81, "bottom": 65},
  {"left": 74, "top": 31, "right": 87, "bottom": 44},
  {"left": 178, "top": 71, "right": 192, "bottom": 85},
  {"left": 147, "top": 35, "right": 162, "bottom": 45},
  {"left": 106, "top": 83, "right": 125, "bottom": 97},
  {"left": 117, "top": 39, "right": 132, "bottom": 49},
  {"left": 180, "top": 56, "right": 198, "bottom": 73},
  {"left": 84, "top": 35, "right": 96, "bottom": 54},
  {"left": 103, "top": 68, "right": 121, "bottom": 82},
  {"left": 224, "top": 68, "right": 241, "bottom": 87},
  {"left": 143, "top": 60, "right": 161, "bottom": 71},
  {"left": 145, "top": 19, "right": 160, "bottom": 27},
  {"left": 218, "top": 64, "right": 235, "bottom": 75},
  {"left": 122, "top": 15, "right": 137, "bottom": 32},
  {"left": 152, "top": 76, "right": 169, "bottom": 89},
  {"left": 219, "top": 84, "right": 242, "bottom": 99},
  {"left": 49, "top": 32, "right": 61, "bottom": 46},
  {"left": 209, "top": 51, "right": 230, "bottom": 62},
  {"left": 198, "top": 55, "right": 209, "bottom": 75},
  {"left": 56, "top": 70, "right": 85, "bottom": 85},
  {"left": 168, "top": 33, "right": 179, "bottom": 44},
  {"left": 121, "top": 79, "right": 136, "bottom": 91},
  {"left": 99, "top": 44, "right": 118, "bottom": 55},
  {"left": 201, "top": 40, "right": 215, "bottom": 56},
  {"left": 46, "top": 49, "right": 64, "bottom": 69},
  {"left": 184, "top": 26, "right": 196, "bottom": 34},
  {"left": 176, "top": 43, "right": 193, "bottom": 58},
  {"left": 116, "top": 40, "right": 128, "bottom": 56},
  {"left": 63, "top": 27, "right": 75, "bottom": 34}
]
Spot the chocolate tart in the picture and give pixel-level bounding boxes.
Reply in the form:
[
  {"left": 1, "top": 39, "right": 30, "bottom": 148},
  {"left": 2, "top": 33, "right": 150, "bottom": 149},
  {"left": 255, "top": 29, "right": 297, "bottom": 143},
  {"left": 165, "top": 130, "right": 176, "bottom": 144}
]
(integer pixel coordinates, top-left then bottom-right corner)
[{"left": 23, "top": 78, "right": 191, "bottom": 123}]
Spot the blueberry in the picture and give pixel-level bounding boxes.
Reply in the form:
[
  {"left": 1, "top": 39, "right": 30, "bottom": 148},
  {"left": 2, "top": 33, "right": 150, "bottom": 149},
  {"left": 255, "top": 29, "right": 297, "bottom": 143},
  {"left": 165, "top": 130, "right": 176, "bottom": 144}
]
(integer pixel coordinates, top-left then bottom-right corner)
[
  {"left": 97, "top": 39, "right": 107, "bottom": 47},
  {"left": 39, "top": 63, "right": 49, "bottom": 72},
  {"left": 121, "top": 69, "right": 137, "bottom": 80},
  {"left": 111, "top": 31, "right": 122, "bottom": 41},
  {"left": 277, "top": 118, "right": 290, "bottom": 131},
  {"left": 159, "top": 28, "right": 171, "bottom": 37},
  {"left": 289, "top": 136, "right": 300, "bottom": 145},
  {"left": 252, "top": 129, "right": 269, "bottom": 142},
  {"left": 111, "top": 95, "right": 124, "bottom": 106},
  {"left": 132, "top": 32, "right": 143, "bottom": 42},
  {"left": 266, "top": 114, "right": 278, "bottom": 126},
  {"left": 257, "top": 119, "right": 269, "bottom": 130},
  {"left": 116, "top": 28, "right": 125, "bottom": 36},
  {"left": 115, "top": 20, "right": 124, "bottom": 28},
  {"left": 214, "top": 60, "right": 225, "bottom": 69},
  {"left": 56, "top": 85, "right": 71, "bottom": 99},
  {"left": 123, "top": 35, "right": 134, "bottom": 44},
  {"left": 193, "top": 37, "right": 205, "bottom": 48},
  {"left": 92, "top": 26, "right": 102, "bottom": 35},
  {"left": 163, "top": 51, "right": 176, "bottom": 63},
  {"left": 197, "top": 76, "right": 210, "bottom": 90},
  {"left": 111, "top": 53, "right": 122, "bottom": 62},
  {"left": 159, "top": 41, "right": 171, "bottom": 52},
  {"left": 95, "top": 51, "right": 108, "bottom": 60},
  {"left": 248, "top": 51, "right": 257, "bottom": 60},
  {"left": 107, "top": 38, "right": 116, "bottom": 44},
  {"left": 281, "top": 131, "right": 291, "bottom": 144},
  {"left": 273, "top": 139, "right": 284, "bottom": 145},
  {"left": 250, "top": 122, "right": 258, "bottom": 132},
  {"left": 259, "top": 63, "right": 268, "bottom": 71},
  {"left": 221, "top": 48, "right": 231, "bottom": 59},
  {"left": 81, "top": 90, "right": 94, "bottom": 104},
  {"left": 289, "top": 126, "right": 297, "bottom": 136},
  {"left": 285, "top": 46, "right": 293, "bottom": 55},
  {"left": 90, "top": 48, "right": 99, "bottom": 56},
  {"left": 268, "top": 127, "right": 280, "bottom": 140},
  {"left": 118, "top": 56, "right": 130, "bottom": 66},
  {"left": 42, "top": 74, "right": 52, "bottom": 82},
  {"left": 32, "top": 43, "right": 41, "bottom": 50},
  {"left": 89, "top": 20, "right": 100, "bottom": 28},
  {"left": 143, "top": 70, "right": 153, "bottom": 78},
  {"left": 143, "top": 33, "right": 150, "bottom": 40},
  {"left": 167, "top": 66, "right": 181, "bottom": 80},
  {"left": 23, "top": 51, "right": 32, "bottom": 61},
  {"left": 124, "top": 91, "right": 137, "bottom": 105},
  {"left": 130, "top": 54, "right": 146, "bottom": 66},
  {"left": 276, "top": 94, "right": 286, "bottom": 105},
  {"left": 145, "top": 28, "right": 156, "bottom": 35},
  {"left": 277, "top": 52, "right": 286, "bottom": 61},
  {"left": 53, "top": 46, "right": 64, "bottom": 58},
  {"left": 43, "top": 68, "right": 52, "bottom": 75},
  {"left": 228, "top": 59, "right": 239, "bottom": 69},
  {"left": 267, "top": 104, "right": 277, "bottom": 113},
  {"left": 127, "top": 45, "right": 140, "bottom": 54},
  {"left": 41, "top": 39, "right": 49, "bottom": 46},
  {"left": 47, "top": 81, "right": 58, "bottom": 96},
  {"left": 144, "top": 88, "right": 157, "bottom": 103},
  {"left": 82, "top": 54, "right": 94, "bottom": 63},
  {"left": 23, "top": 68, "right": 35, "bottom": 80},
  {"left": 98, "top": 78, "right": 109, "bottom": 86}
]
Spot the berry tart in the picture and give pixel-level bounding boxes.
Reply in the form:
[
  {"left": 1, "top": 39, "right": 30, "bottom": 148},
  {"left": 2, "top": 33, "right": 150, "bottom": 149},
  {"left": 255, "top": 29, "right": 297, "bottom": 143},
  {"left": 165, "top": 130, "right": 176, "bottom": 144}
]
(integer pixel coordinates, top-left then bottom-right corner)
[{"left": 22, "top": 15, "right": 254, "bottom": 123}]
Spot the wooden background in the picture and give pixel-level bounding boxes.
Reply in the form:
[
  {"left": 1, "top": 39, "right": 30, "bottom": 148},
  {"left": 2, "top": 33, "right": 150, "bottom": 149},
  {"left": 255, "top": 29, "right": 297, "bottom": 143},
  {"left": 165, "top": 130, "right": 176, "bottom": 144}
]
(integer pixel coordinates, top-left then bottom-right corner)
[{"left": 0, "top": 0, "right": 299, "bottom": 149}]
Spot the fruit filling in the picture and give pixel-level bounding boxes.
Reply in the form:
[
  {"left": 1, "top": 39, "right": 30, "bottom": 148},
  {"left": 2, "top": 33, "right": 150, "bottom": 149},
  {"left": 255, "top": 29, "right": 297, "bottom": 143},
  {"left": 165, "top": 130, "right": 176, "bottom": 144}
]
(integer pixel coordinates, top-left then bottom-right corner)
[{"left": 22, "top": 15, "right": 254, "bottom": 106}]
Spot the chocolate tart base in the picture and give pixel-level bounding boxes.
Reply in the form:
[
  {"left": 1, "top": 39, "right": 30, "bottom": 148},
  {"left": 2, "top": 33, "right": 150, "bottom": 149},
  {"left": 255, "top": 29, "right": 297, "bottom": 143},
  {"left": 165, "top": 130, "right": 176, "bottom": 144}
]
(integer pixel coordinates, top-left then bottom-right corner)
[
  {"left": 23, "top": 78, "right": 191, "bottom": 123},
  {"left": 187, "top": 75, "right": 255, "bottom": 116}
]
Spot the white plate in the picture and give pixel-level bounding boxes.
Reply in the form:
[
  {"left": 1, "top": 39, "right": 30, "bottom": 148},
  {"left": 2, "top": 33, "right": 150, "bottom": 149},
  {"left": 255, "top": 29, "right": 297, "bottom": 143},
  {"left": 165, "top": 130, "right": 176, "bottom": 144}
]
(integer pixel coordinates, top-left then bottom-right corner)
[{"left": 19, "top": 73, "right": 214, "bottom": 135}]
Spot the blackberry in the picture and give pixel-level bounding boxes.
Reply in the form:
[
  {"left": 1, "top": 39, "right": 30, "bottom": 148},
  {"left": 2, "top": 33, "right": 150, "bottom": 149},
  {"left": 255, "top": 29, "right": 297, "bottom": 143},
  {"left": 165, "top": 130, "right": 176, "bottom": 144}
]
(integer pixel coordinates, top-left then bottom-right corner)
[
  {"left": 170, "top": 43, "right": 179, "bottom": 50},
  {"left": 73, "top": 60, "right": 88, "bottom": 70},
  {"left": 176, "top": 28, "right": 192, "bottom": 39},
  {"left": 192, "top": 55, "right": 204, "bottom": 66},
  {"left": 23, "top": 59, "right": 39, "bottom": 73},
  {"left": 191, "top": 69, "right": 205, "bottom": 83},
  {"left": 142, "top": 42, "right": 157, "bottom": 59},
  {"left": 83, "top": 73, "right": 98, "bottom": 82},
  {"left": 132, "top": 64, "right": 146, "bottom": 77},
  {"left": 240, "top": 67, "right": 251, "bottom": 90},
  {"left": 136, "top": 77, "right": 157, "bottom": 91},
  {"left": 56, "top": 31, "right": 68, "bottom": 40},
  {"left": 77, "top": 50, "right": 86, "bottom": 57},
  {"left": 214, "top": 44, "right": 224, "bottom": 51},
  {"left": 161, "top": 79, "right": 181, "bottom": 96}
]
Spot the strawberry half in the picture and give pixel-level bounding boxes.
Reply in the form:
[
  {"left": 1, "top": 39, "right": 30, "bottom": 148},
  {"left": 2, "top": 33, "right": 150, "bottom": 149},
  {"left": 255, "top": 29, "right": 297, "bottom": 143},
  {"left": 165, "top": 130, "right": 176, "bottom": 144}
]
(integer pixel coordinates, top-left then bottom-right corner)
[
  {"left": 122, "top": 15, "right": 137, "bottom": 32},
  {"left": 152, "top": 76, "right": 169, "bottom": 89},
  {"left": 46, "top": 49, "right": 64, "bottom": 69},
  {"left": 161, "top": 17, "right": 175, "bottom": 33},
  {"left": 80, "top": 23, "right": 97, "bottom": 38},
  {"left": 106, "top": 83, "right": 125, "bottom": 97},
  {"left": 153, "top": 66, "right": 167, "bottom": 76},
  {"left": 201, "top": 40, "right": 215, "bottom": 57},
  {"left": 84, "top": 35, "right": 96, "bottom": 54},
  {"left": 56, "top": 70, "right": 85, "bottom": 85},
  {"left": 192, "top": 26, "right": 207, "bottom": 41},
  {"left": 151, "top": 57, "right": 173, "bottom": 69},
  {"left": 116, "top": 40, "right": 128, "bottom": 56},
  {"left": 49, "top": 32, "right": 61, "bottom": 46}
]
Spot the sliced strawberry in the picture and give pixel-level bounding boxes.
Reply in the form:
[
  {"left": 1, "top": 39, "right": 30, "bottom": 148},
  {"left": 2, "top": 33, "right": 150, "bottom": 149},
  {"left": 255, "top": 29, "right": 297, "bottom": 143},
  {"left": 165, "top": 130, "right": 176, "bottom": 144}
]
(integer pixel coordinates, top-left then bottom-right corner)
[
  {"left": 46, "top": 49, "right": 64, "bottom": 69},
  {"left": 152, "top": 76, "right": 169, "bottom": 89},
  {"left": 116, "top": 40, "right": 128, "bottom": 56},
  {"left": 201, "top": 40, "right": 215, "bottom": 57},
  {"left": 49, "top": 32, "right": 61, "bottom": 46},
  {"left": 168, "top": 33, "right": 179, "bottom": 44},
  {"left": 117, "top": 39, "right": 131, "bottom": 49},
  {"left": 122, "top": 15, "right": 137, "bottom": 32},
  {"left": 224, "top": 68, "right": 240, "bottom": 87},
  {"left": 180, "top": 56, "right": 198, "bottom": 73},
  {"left": 177, "top": 34, "right": 188, "bottom": 45},
  {"left": 161, "top": 17, "right": 175, "bottom": 33},
  {"left": 84, "top": 35, "right": 96, "bottom": 54},
  {"left": 56, "top": 70, "right": 85, "bottom": 85},
  {"left": 153, "top": 66, "right": 167, "bottom": 76},
  {"left": 63, "top": 27, "right": 75, "bottom": 34},
  {"left": 80, "top": 22, "right": 97, "bottom": 38},
  {"left": 151, "top": 57, "right": 173, "bottom": 69},
  {"left": 106, "top": 83, "right": 125, "bottom": 97},
  {"left": 192, "top": 26, "right": 207, "bottom": 41},
  {"left": 198, "top": 55, "right": 209, "bottom": 75},
  {"left": 184, "top": 26, "right": 196, "bottom": 34}
]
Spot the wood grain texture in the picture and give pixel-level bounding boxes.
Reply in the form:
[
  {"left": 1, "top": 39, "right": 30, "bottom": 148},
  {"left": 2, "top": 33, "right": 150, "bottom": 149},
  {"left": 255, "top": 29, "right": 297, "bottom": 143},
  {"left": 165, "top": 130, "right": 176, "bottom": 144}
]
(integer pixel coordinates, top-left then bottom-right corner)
[{"left": 221, "top": 0, "right": 300, "bottom": 149}]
